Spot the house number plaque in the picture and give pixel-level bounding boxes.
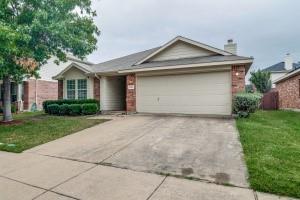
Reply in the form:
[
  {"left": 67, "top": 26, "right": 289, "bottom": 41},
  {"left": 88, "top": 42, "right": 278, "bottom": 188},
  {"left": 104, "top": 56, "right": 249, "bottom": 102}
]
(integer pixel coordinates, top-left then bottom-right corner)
[{"left": 128, "top": 85, "right": 135, "bottom": 90}]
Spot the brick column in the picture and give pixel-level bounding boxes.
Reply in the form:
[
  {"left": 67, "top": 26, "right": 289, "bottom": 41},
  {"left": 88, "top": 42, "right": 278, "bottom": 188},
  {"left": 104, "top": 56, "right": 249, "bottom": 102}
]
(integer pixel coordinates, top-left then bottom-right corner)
[
  {"left": 23, "top": 81, "right": 29, "bottom": 110},
  {"left": 126, "top": 74, "right": 136, "bottom": 113},
  {"left": 93, "top": 77, "right": 100, "bottom": 101},
  {"left": 58, "top": 80, "right": 64, "bottom": 99},
  {"left": 231, "top": 65, "right": 246, "bottom": 95}
]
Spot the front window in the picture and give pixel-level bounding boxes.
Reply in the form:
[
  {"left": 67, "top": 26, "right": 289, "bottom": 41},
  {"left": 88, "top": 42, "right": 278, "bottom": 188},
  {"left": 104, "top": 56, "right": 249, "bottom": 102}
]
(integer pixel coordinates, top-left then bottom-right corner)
[
  {"left": 77, "top": 79, "right": 87, "bottom": 100},
  {"left": 67, "top": 80, "right": 76, "bottom": 99},
  {"left": 11, "top": 83, "right": 17, "bottom": 102}
]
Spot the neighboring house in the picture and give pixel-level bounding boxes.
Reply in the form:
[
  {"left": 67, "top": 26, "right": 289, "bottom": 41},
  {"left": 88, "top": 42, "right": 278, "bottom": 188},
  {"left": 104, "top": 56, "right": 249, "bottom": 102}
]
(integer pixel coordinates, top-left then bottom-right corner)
[
  {"left": 53, "top": 36, "right": 253, "bottom": 116},
  {"left": 263, "top": 53, "right": 300, "bottom": 87},
  {"left": 0, "top": 55, "right": 92, "bottom": 111},
  {"left": 274, "top": 66, "right": 300, "bottom": 110}
]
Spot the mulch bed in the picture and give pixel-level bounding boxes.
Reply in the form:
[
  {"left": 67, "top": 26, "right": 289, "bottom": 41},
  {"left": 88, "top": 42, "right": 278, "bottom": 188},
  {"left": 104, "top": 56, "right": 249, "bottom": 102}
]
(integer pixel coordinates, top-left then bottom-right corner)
[{"left": 0, "top": 120, "right": 24, "bottom": 126}]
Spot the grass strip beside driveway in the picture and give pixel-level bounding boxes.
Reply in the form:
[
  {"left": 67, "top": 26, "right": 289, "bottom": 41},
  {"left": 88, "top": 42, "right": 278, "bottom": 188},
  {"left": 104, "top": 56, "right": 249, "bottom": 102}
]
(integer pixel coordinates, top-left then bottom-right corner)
[
  {"left": 0, "top": 112, "right": 108, "bottom": 153},
  {"left": 237, "top": 110, "right": 300, "bottom": 198}
]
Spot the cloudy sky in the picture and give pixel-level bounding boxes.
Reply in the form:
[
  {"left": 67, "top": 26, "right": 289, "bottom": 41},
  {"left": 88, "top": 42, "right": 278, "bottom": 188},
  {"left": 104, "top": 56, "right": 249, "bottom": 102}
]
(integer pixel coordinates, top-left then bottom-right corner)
[{"left": 88, "top": 0, "right": 300, "bottom": 74}]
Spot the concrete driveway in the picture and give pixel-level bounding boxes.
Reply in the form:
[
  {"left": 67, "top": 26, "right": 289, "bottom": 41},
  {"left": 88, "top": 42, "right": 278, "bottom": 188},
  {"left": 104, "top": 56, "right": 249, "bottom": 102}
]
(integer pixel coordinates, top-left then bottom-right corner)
[
  {"left": 1, "top": 115, "right": 296, "bottom": 200},
  {"left": 26, "top": 115, "right": 248, "bottom": 187}
]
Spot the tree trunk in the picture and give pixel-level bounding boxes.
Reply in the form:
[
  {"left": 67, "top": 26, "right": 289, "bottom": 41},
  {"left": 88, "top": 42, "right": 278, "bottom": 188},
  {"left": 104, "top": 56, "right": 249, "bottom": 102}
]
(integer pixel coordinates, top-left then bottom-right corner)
[{"left": 3, "top": 76, "right": 13, "bottom": 122}]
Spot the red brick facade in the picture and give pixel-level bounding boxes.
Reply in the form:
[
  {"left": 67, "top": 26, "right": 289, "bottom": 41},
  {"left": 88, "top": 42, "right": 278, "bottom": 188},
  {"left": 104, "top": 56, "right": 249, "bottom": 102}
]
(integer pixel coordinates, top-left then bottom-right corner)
[
  {"left": 23, "top": 79, "right": 58, "bottom": 110},
  {"left": 231, "top": 65, "right": 246, "bottom": 95},
  {"left": 276, "top": 74, "right": 300, "bottom": 109},
  {"left": 54, "top": 67, "right": 247, "bottom": 114},
  {"left": 23, "top": 81, "right": 30, "bottom": 110},
  {"left": 93, "top": 77, "right": 100, "bottom": 101},
  {"left": 58, "top": 80, "right": 64, "bottom": 99},
  {"left": 126, "top": 74, "right": 136, "bottom": 113}
]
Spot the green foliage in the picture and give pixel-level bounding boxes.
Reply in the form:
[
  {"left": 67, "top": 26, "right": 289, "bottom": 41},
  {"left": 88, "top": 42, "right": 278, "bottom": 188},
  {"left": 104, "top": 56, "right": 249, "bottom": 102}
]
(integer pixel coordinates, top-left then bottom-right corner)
[
  {"left": 0, "top": 0, "right": 99, "bottom": 120},
  {"left": 237, "top": 111, "right": 300, "bottom": 198},
  {"left": 249, "top": 70, "right": 272, "bottom": 93},
  {"left": 11, "top": 104, "right": 16, "bottom": 113},
  {"left": 43, "top": 99, "right": 99, "bottom": 113},
  {"left": 82, "top": 103, "right": 98, "bottom": 115},
  {"left": 58, "top": 104, "right": 70, "bottom": 115},
  {"left": 245, "top": 84, "right": 254, "bottom": 93},
  {"left": 233, "top": 92, "right": 262, "bottom": 118},
  {"left": 0, "top": 104, "right": 17, "bottom": 113},
  {"left": 68, "top": 104, "right": 82, "bottom": 116},
  {"left": 0, "top": 112, "right": 107, "bottom": 153},
  {"left": 47, "top": 104, "right": 60, "bottom": 115}
]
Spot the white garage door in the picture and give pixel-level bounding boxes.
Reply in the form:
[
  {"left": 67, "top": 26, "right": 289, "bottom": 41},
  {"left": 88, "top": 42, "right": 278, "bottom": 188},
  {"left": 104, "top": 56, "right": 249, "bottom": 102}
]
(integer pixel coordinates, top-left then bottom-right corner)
[{"left": 136, "top": 71, "right": 232, "bottom": 115}]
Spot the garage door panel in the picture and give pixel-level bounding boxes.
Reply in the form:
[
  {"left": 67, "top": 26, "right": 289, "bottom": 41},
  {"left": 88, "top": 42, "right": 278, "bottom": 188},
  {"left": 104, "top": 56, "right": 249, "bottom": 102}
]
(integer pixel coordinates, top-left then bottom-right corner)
[
  {"left": 139, "top": 105, "right": 231, "bottom": 115},
  {"left": 138, "top": 95, "right": 231, "bottom": 106},
  {"left": 137, "top": 72, "right": 231, "bottom": 115}
]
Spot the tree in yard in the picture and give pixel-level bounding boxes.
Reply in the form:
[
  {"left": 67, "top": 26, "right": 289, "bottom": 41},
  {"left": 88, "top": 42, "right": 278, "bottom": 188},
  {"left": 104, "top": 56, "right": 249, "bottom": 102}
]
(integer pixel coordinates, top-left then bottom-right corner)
[
  {"left": 0, "top": 0, "right": 99, "bottom": 122},
  {"left": 249, "top": 70, "right": 272, "bottom": 93}
]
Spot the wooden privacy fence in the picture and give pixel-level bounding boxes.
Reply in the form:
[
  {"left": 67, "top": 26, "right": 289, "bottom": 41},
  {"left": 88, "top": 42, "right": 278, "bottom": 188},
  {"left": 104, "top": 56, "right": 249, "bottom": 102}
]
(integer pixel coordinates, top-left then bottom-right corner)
[{"left": 261, "top": 90, "right": 279, "bottom": 110}]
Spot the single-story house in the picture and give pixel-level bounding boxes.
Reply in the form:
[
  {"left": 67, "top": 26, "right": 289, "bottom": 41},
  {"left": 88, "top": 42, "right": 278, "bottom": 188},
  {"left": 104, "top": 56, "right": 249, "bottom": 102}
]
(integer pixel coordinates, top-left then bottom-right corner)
[
  {"left": 53, "top": 36, "right": 253, "bottom": 116},
  {"left": 263, "top": 53, "right": 300, "bottom": 88},
  {"left": 0, "top": 55, "right": 92, "bottom": 111},
  {"left": 274, "top": 66, "right": 300, "bottom": 110}
]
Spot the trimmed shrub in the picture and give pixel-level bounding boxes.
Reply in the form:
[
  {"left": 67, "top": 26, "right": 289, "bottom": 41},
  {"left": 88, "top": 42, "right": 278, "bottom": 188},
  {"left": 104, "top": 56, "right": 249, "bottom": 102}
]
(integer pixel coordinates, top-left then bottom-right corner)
[
  {"left": 69, "top": 104, "right": 82, "bottom": 116},
  {"left": 59, "top": 104, "right": 70, "bottom": 115},
  {"left": 43, "top": 99, "right": 99, "bottom": 113},
  {"left": 233, "top": 92, "right": 262, "bottom": 118},
  {"left": 82, "top": 103, "right": 98, "bottom": 115},
  {"left": 48, "top": 104, "right": 60, "bottom": 115}
]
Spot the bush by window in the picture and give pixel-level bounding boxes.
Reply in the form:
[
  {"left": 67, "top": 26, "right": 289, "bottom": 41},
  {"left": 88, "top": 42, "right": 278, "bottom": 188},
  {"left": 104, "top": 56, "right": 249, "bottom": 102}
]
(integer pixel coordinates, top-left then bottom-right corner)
[
  {"left": 68, "top": 104, "right": 82, "bottom": 116},
  {"left": 59, "top": 104, "right": 70, "bottom": 115},
  {"left": 82, "top": 103, "right": 98, "bottom": 115},
  {"left": 48, "top": 104, "right": 60, "bottom": 115},
  {"left": 43, "top": 99, "right": 99, "bottom": 113}
]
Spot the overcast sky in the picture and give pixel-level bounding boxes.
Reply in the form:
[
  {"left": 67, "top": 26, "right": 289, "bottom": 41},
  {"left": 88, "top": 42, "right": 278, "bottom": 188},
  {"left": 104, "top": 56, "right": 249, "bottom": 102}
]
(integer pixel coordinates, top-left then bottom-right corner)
[{"left": 88, "top": 0, "right": 300, "bottom": 74}]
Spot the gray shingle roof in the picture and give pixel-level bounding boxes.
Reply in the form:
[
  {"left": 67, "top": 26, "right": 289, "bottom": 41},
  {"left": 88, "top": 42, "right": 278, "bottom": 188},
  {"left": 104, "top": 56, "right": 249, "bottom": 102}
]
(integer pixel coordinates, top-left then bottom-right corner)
[
  {"left": 91, "top": 51, "right": 251, "bottom": 73},
  {"left": 122, "top": 55, "right": 251, "bottom": 71},
  {"left": 263, "top": 62, "right": 300, "bottom": 72},
  {"left": 92, "top": 47, "right": 160, "bottom": 73}
]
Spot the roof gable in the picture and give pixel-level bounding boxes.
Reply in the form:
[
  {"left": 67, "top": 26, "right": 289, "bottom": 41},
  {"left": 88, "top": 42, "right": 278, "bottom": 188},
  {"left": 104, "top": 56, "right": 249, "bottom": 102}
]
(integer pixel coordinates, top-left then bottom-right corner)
[
  {"left": 274, "top": 67, "right": 300, "bottom": 83},
  {"left": 52, "top": 62, "right": 92, "bottom": 80},
  {"left": 135, "top": 36, "right": 232, "bottom": 65},
  {"left": 149, "top": 41, "right": 219, "bottom": 62}
]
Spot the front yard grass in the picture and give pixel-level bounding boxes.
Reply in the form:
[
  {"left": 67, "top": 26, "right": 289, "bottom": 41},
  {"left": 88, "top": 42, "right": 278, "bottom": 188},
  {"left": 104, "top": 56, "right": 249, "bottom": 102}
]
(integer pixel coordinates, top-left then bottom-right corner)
[
  {"left": 0, "top": 112, "right": 108, "bottom": 153},
  {"left": 237, "top": 110, "right": 300, "bottom": 198}
]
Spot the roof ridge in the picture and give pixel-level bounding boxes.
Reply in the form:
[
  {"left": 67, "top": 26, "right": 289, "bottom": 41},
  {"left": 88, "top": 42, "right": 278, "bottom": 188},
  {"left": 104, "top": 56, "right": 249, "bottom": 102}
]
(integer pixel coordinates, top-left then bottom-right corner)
[{"left": 94, "top": 47, "right": 161, "bottom": 66}]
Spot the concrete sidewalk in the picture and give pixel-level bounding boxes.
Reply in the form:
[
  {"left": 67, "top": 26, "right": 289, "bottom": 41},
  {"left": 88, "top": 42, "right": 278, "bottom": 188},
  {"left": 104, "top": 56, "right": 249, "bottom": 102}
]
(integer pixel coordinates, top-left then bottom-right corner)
[{"left": 0, "top": 151, "right": 296, "bottom": 200}]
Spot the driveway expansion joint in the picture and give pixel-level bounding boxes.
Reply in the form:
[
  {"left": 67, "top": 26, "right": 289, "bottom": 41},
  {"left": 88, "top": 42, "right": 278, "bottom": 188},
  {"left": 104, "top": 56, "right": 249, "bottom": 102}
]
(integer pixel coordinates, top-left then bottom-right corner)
[{"left": 146, "top": 175, "right": 168, "bottom": 200}]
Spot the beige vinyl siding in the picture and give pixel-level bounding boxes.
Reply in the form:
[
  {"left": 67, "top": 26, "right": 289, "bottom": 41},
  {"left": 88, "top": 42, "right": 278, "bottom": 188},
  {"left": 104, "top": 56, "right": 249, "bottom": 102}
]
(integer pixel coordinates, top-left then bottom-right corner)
[
  {"left": 149, "top": 41, "right": 217, "bottom": 62},
  {"left": 63, "top": 67, "right": 93, "bottom": 99},
  {"left": 271, "top": 72, "right": 287, "bottom": 88},
  {"left": 100, "top": 76, "right": 125, "bottom": 111},
  {"left": 136, "top": 71, "right": 231, "bottom": 115}
]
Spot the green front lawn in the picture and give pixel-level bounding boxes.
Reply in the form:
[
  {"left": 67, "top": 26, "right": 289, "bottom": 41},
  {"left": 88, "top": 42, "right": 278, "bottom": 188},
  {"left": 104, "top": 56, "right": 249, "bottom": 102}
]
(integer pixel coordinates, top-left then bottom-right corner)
[
  {"left": 0, "top": 112, "right": 108, "bottom": 153},
  {"left": 237, "top": 110, "right": 300, "bottom": 198}
]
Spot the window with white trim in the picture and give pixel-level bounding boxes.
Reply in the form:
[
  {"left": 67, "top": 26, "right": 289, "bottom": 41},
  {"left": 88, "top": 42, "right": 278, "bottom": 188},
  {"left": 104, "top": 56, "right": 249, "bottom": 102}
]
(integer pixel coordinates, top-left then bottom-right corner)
[
  {"left": 77, "top": 79, "right": 87, "bottom": 100},
  {"left": 67, "top": 80, "right": 76, "bottom": 99}
]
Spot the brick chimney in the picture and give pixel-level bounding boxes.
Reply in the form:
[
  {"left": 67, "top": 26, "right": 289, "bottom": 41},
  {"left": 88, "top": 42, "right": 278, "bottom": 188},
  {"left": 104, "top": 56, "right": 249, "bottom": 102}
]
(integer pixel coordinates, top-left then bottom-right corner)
[{"left": 224, "top": 39, "right": 237, "bottom": 55}]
